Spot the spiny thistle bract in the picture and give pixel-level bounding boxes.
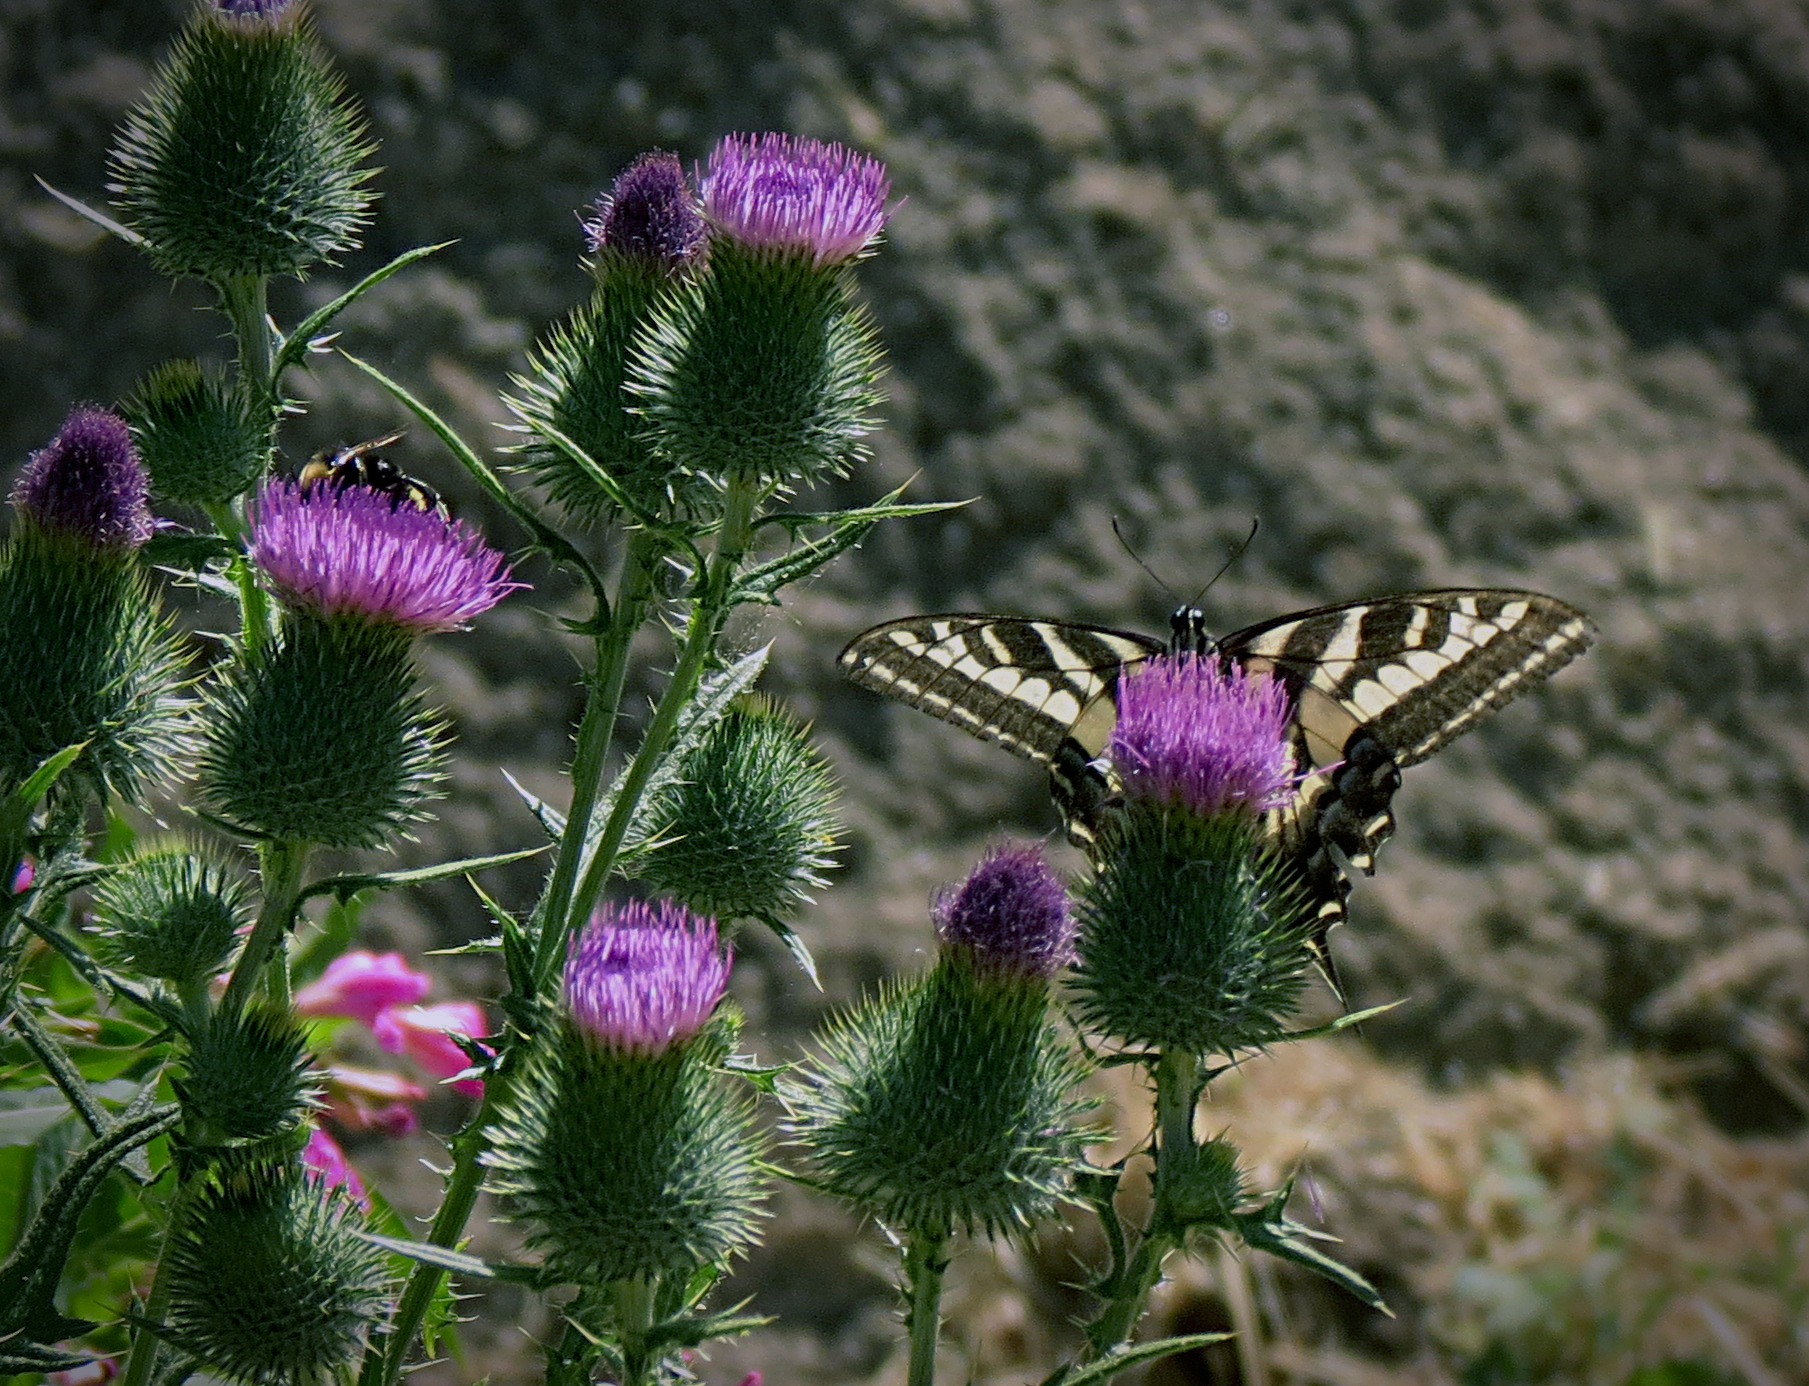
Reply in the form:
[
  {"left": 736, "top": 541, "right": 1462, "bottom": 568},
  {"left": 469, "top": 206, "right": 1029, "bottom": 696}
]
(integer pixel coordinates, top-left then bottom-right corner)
[
  {"left": 88, "top": 843, "right": 252, "bottom": 989},
  {"left": 786, "top": 959, "right": 1095, "bottom": 1240},
  {"left": 1155, "top": 1134, "right": 1248, "bottom": 1232},
  {"left": 0, "top": 409, "right": 192, "bottom": 803},
  {"left": 122, "top": 358, "right": 273, "bottom": 505},
  {"left": 173, "top": 1004, "right": 321, "bottom": 1146},
  {"left": 197, "top": 613, "right": 446, "bottom": 848},
  {"left": 487, "top": 1019, "right": 765, "bottom": 1285},
  {"left": 1070, "top": 655, "right": 1314, "bottom": 1056},
  {"left": 160, "top": 1162, "right": 393, "bottom": 1386},
  {"left": 626, "top": 133, "right": 890, "bottom": 492},
  {"left": 106, "top": 1, "right": 376, "bottom": 284},
  {"left": 485, "top": 904, "right": 764, "bottom": 1284},
  {"left": 634, "top": 696, "right": 841, "bottom": 929},
  {"left": 511, "top": 152, "right": 707, "bottom": 525}
]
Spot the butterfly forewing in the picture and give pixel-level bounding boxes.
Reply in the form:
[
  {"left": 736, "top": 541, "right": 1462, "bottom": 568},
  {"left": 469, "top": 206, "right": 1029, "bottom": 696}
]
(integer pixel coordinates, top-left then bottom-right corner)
[{"left": 838, "top": 615, "right": 1162, "bottom": 764}]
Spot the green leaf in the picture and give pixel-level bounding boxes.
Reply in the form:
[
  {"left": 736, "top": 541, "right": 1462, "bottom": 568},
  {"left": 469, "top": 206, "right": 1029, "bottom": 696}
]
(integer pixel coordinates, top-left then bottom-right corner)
[
  {"left": 1041, "top": 1331, "right": 1234, "bottom": 1386},
  {"left": 0, "top": 1104, "right": 178, "bottom": 1346},
  {"left": 142, "top": 530, "right": 239, "bottom": 574},
  {"left": 2, "top": 744, "right": 87, "bottom": 838},
  {"left": 355, "top": 1232, "right": 543, "bottom": 1286},
  {"left": 502, "top": 768, "right": 566, "bottom": 839},
  {"left": 271, "top": 242, "right": 453, "bottom": 380},
  {"left": 33, "top": 177, "right": 146, "bottom": 247},
  {"left": 755, "top": 488, "right": 968, "bottom": 535},
  {"left": 338, "top": 351, "right": 607, "bottom": 598},
  {"left": 298, "top": 846, "right": 545, "bottom": 906},
  {"left": 753, "top": 915, "right": 820, "bottom": 990},
  {"left": 1234, "top": 1194, "right": 1390, "bottom": 1314},
  {"left": 1281, "top": 1000, "right": 1403, "bottom": 1043}
]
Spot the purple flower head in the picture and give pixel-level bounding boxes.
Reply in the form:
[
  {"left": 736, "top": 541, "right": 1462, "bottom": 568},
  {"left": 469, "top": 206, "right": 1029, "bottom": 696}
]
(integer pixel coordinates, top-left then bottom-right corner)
[
  {"left": 934, "top": 841, "right": 1074, "bottom": 980},
  {"left": 564, "top": 900, "right": 731, "bottom": 1054},
  {"left": 247, "top": 480, "right": 523, "bottom": 634},
  {"left": 10, "top": 407, "right": 152, "bottom": 550},
  {"left": 700, "top": 133, "right": 891, "bottom": 267},
  {"left": 1110, "top": 655, "right": 1296, "bottom": 818},
  {"left": 582, "top": 151, "right": 704, "bottom": 271},
  {"left": 212, "top": 0, "right": 295, "bottom": 18}
]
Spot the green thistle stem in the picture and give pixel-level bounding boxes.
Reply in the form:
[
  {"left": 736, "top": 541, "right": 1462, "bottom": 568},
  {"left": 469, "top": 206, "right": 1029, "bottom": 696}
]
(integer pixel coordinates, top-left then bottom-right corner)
[
  {"left": 218, "top": 273, "right": 275, "bottom": 407},
  {"left": 538, "top": 530, "right": 663, "bottom": 943},
  {"left": 904, "top": 1229, "right": 950, "bottom": 1386},
  {"left": 119, "top": 1169, "right": 208, "bottom": 1386},
  {"left": 363, "top": 1071, "right": 513, "bottom": 1386},
  {"left": 219, "top": 837, "right": 308, "bottom": 1015},
  {"left": 202, "top": 500, "right": 271, "bottom": 657},
  {"left": 1082, "top": 1047, "right": 1197, "bottom": 1366},
  {"left": 612, "top": 1277, "right": 660, "bottom": 1386},
  {"left": 548, "top": 479, "right": 762, "bottom": 983}
]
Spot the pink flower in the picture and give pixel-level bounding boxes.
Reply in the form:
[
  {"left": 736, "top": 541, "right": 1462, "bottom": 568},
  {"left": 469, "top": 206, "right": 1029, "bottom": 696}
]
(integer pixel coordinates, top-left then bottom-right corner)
[
  {"left": 9, "top": 858, "right": 32, "bottom": 893},
  {"left": 565, "top": 900, "right": 730, "bottom": 1055},
  {"left": 11, "top": 407, "right": 151, "bottom": 550},
  {"left": 295, "top": 950, "right": 430, "bottom": 1027},
  {"left": 373, "top": 1001, "right": 490, "bottom": 1097},
  {"left": 48, "top": 1358, "right": 117, "bottom": 1386},
  {"left": 248, "top": 480, "right": 523, "bottom": 634},
  {"left": 700, "top": 133, "right": 891, "bottom": 267},
  {"left": 321, "top": 1063, "right": 428, "bottom": 1137},
  {"left": 1109, "top": 655, "right": 1296, "bottom": 819},
  {"left": 301, "top": 1125, "right": 367, "bottom": 1206}
]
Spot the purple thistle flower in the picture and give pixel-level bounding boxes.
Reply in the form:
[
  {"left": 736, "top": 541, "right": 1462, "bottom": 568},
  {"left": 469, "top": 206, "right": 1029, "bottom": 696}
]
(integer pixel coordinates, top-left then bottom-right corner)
[
  {"left": 247, "top": 480, "right": 522, "bottom": 634},
  {"left": 1110, "top": 655, "right": 1296, "bottom": 818},
  {"left": 10, "top": 407, "right": 152, "bottom": 550},
  {"left": 564, "top": 900, "right": 731, "bottom": 1054},
  {"left": 582, "top": 151, "right": 704, "bottom": 271},
  {"left": 700, "top": 133, "right": 891, "bottom": 267},
  {"left": 212, "top": 0, "right": 294, "bottom": 18},
  {"left": 934, "top": 841, "right": 1074, "bottom": 980}
]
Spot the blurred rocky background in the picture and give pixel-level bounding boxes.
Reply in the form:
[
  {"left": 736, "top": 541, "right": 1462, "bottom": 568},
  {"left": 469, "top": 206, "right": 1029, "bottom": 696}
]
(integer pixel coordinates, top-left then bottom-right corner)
[{"left": 4, "top": 0, "right": 1807, "bottom": 1381}]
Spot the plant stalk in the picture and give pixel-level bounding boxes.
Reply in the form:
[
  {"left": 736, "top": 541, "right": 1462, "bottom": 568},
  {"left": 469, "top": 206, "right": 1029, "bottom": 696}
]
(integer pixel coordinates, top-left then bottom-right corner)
[
  {"left": 904, "top": 1228, "right": 950, "bottom": 1386},
  {"left": 219, "top": 837, "right": 308, "bottom": 1015}
]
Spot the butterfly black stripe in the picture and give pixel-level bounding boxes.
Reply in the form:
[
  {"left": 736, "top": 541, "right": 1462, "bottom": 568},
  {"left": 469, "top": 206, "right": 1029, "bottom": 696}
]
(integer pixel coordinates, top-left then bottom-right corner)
[{"left": 839, "top": 589, "right": 1595, "bottom": 960}]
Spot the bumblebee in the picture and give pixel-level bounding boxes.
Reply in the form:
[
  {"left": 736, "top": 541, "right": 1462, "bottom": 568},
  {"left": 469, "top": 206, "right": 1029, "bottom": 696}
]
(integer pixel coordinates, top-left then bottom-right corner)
[{"left": 298, "top": 432, "right": 447, "bottom": 515}]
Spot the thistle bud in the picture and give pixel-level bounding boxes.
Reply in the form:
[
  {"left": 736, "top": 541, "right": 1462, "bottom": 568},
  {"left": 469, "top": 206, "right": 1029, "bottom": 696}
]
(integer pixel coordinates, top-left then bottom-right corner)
[
  {"left": 173, "top": 1005, "right": 320, "bottom": 1147},
  {"left": 787, "top": 850, "right": 1092, "bottom": 1239},
  {"left": 121, "top": 359, "right": 272, "bottom": 506},
  {"left": 89, "top": 844, "right": 251, "bottom": 992},
  {"left": 0, "top": 409, "right": 190, "bottom": 803},
  {"left": 107, "top": 2, "right": 376, "bottom": 284},
  {"left": 1070, "top": 656, "right": 1313, "bottom": 1057},
  {"left": 512, "top": 152, "right": 706, "bottom": 525},
  {"left": 626, "top": 133, "right": 890, "bottom": 492},
  {"left": 484, "top": 901, "right": 763, "bottom": 1285},
  {"left": 161, "top": 1163, "right": 393, "bottom": 1385},
  {"left": 198, "top": 483, "right": 518, "bottom": 847},
  {"left": 634, "top": 696, "right": 840, "bottom": 930}
]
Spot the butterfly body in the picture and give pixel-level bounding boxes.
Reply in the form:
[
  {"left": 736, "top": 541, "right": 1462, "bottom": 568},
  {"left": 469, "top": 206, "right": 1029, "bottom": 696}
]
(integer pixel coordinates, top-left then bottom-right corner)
[
  {"left": 298, "top": 432, "right": 446, "bottom": 516},
  {"left": 839, "top": 589, "right": 1595, "bottom": 943}
]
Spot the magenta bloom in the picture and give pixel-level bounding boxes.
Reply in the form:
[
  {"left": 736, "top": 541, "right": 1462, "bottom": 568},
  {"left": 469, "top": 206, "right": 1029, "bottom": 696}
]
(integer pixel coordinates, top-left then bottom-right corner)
[
  {"left": 565, "top": 900, "right": 730, "bottom": 1054},
  {"left": 10, "top": 407, "right": 151, "bottom": 550},
  {"left": 373, "top": 1001, "right": 490, "bottom": 1097},
  {"left": 300, "top": 1124, "right": 367, "bottom": 1206},
  {"left": 322, "top": 1064, "right": 427, "bottom": 1137},
  {"left": 295, "top": 950, "right": 431, "bottom": 1026},
  {"left": 1110, "top": 655, "right": 1296, "bottom": 818},
  {"left": 247, "top": 480, "right": 522, "bottom": 633},
  {"left": 700, "top": 133, "right": 890, "bottom": 267},
  {"left": 9, "top": 859, "right": 32, "bottom": 894},
  {"left": 934, "top": 841, "right": 1074, "bottom": 980},
  {"left": 213, "top": 0, "right": 293, "bottom": 16},
  {"left": 583, "top": 150, "right": 704, "bottom": 270}
]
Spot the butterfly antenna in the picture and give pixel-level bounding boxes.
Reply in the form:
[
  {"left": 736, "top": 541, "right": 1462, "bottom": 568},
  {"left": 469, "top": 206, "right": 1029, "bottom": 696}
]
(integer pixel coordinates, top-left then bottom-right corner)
[
  {"left": 1110, "top": 516, "right": 1181, "bottom": 606},
  {"left": 1187, "top": 517, "right": 1259, "bottom": 607}
]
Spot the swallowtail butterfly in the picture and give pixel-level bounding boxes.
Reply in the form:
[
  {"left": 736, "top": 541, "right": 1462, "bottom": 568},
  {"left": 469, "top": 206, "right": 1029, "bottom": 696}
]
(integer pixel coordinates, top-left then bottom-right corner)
[{"left": 839, "top": 590, "right": 1595, "bottom": 950}]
